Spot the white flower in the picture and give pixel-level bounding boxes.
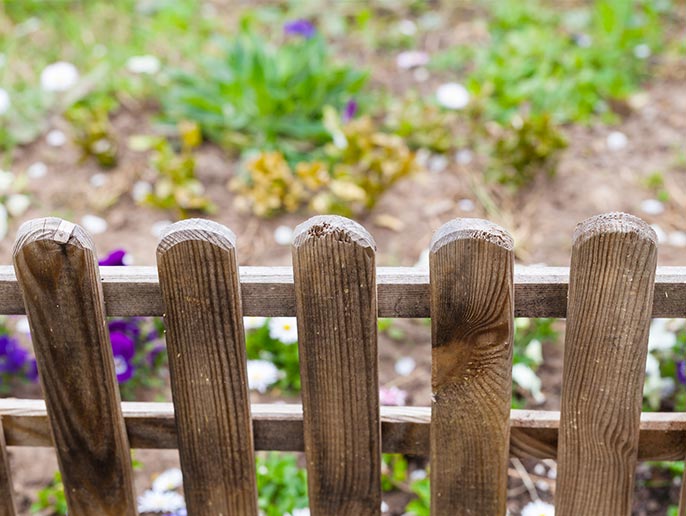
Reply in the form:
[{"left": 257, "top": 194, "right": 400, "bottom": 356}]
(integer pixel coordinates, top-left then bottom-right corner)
[
  {"left": 40, "top": 61, "right": 79, "bottom": 92},
  {"left": 648, "top": 319, "right": 676, "bottom": 351},
  {"left": 152, "top": 468, "right": 183, "bottom": 492},
  {"left": 512, "top": 363, "right": 545, "bottom": 404},
  {"left": 409, "top": 469, "right": 427, "bottom": 481},
  {"left": 436, "top": 83, "right": 470, "bottom": 110},
  {"left": 379, "top": 386, "right": 408, "bottom": 406},
  {"left": 137, "top": 489, "right": 185, "bottom": 513},
  {"left": 381, "top": 501, "right": 389, "bottom": 513},
  {"left": 15, "top": 316, "right": 31, "bottom": 334},
  {"left": 668, "top": 231, "right": 686, "bottom": 248},
  {"left": 46, "top": 129, "right": 67, "bottom": 147},
  {"left": 606, "top": 131, "right": 628, "bottom": 151},
  {"left": 457, "top": 198, "right": 475, "bottom": 212},
  {"left": 395, "top": 356, "right": 416, "bottom": 376},
  {"left": 0, "top": 170, "right": 14, "bottom": 194},
  {"left": 640, "top": 199, "right": 664, "bottom": 216},
  {"left": 151, "top": 220, "right": 173, "bottom": 238},
  {"left": 634, "top": 44, "right": 651, "bottom": 59},
  {"left": 455, "top": 149, "right": 473, "bottom": 165},
  {"left": 90, "top": 173, "right": 107, "bottom": 188},
  {"left": 291, "top": 509, "right": 310, "bottom": 516},
  {"left": 27, "top": 162, "right": 47, "bottom": 179},
  {"left": 428, "top": 154, "right": 448, "bottom": 173},
  {"left": 396, "top": 51, "right": 429, "bottom": 70},
  {"left": 274, "top": 225, "right": 293, "bottom": 245},
  {"left": 520, "top": 500, "right": 555, "bottom": 516},
  {"left": 268, "top": 317, "right": 298, "bottom": 344},
  {"left": 397, "top": 19, "right": 417, "bottom": 36},
  {"left": 6, "top": 194, "right": 30, "bottom": 217},
  {"left": 126, "top": 55, "right": 161, "bottom": 74},
  {"left": 650, "top": 224, "right": 667, "bottom": 244},
  {"left": 244, "top": 316, "right": 267, "bottom": 330},
  {"left": 133, "top": 181, "right": 152, "bottom": 202},
  {"left": 525, "top": 339, "right": 543, "bottom": 365},
  {"left": 0, "top": 203, "right": 7, "bottom": 240},
  {"left": 81, "top": 214, "right": 108, "bottom": 234},
  {"left": 247, "top": 360, "right": 282, "bottom": 393},
  {"left": 0, "top": 88, "right": 10, "bottom": 115}
]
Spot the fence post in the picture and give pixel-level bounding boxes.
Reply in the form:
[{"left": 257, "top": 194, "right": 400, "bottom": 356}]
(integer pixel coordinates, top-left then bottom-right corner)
[
  {"left": 157, "top": 219, "right": 258, "bottom": 515},
  {"left": 429, "top": 218, "right": 514, "bottom": 515},
  {"left": 292, "top": 215, "right": 381, "bottom": 516},
  {"left": 12, "top": 218, "right": 137, "bottom": 515},
  {"left": 556, "top": 213, "right": 657, "bottom": 515},
  {"left": 0, "top": 417, "right": 17, "bottom": 516}
]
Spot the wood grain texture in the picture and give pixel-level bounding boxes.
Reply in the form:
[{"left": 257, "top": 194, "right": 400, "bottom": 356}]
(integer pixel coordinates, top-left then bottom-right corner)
[
  {"left": 556, "top": 213, "right": 658, "bottom": 516},
  {"left": 0, "top": 265, "right": 686, "bottom": 317},
  {"left": 430, "top": 218, "right": 514, "bottom": 515},
  {"left": 157, "top": 219, "right": 258, "bottom": 515},
  {"left": 12, "top": 218, "right": 136, "bottom": 516},
  {"left": 0, "top": 417, "right": 17, "bottom": 516},
  {"left": 292, "top": 216, "right": 381, "bottom": 516},
  {"left": 4, "top": 401, "right": 686, "bottom": 459}
]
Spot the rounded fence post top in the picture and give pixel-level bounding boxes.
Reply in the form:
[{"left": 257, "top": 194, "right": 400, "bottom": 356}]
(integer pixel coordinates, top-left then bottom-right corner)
[
  {"left": 430, "top": 218, "right": 514, "bottom": 254},
  {"left": 292, "top": 215, "right": 376, "bottom": 250},
  {"left": 573, "top": 212, "right": 657, "bottom": 247},
  {"left": 157, "top": 218, "right": 236, "bottom": 254},
  {"left": 13, "top": 217, "right": 95, "bottom": 258}
]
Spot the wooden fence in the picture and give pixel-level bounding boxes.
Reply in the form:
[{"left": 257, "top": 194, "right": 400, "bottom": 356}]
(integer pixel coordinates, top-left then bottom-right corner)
[{"left": 1, "top": 212, "right": 686, "bottom": 515}]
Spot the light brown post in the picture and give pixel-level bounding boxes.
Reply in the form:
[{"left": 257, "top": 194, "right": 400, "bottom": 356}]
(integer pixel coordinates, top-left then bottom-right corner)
[
  {"left": 556, "top": 213, "right": 657, "bottom": 515},
  {"left": 429, "top": 218, "right": 514, "bottom": 515},
  {"left": 0, "top": 417, "right": 17, "bottom": 516},
  {"left": 292, "top": 215, "right": 381, "bottom": 516},
  {"left": 12, "top": 218, "right": 136, "bottom": 515},
  {"left": 157, "top": 219, "right": 258, "bottom": 515}
]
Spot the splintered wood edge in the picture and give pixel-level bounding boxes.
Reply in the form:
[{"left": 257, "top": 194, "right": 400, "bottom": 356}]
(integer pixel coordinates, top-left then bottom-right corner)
[
  {"left": 292, "top": 215, "right": 376, "bottom": 250},
  {"left": 3, "top": 401, "right": 686, "bottom": 460},
  {"left": 157, "top": 218, "right": 236, "bottom": 254},
  {"left": 13, "top": 217, "right": 95, "bottom": 258},
  {"left": 573, "top": 212, "right": 657, "bottom": 247},
  {"left": 430, "top": 218, "right": 514, "bottom": 254}
]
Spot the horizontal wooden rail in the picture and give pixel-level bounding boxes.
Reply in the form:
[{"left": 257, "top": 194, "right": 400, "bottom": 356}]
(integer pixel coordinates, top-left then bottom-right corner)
[
  {"left": 2, "top": 399, "right": 686, "bottom": 461},
  {"left": 0, "top": 265, "right": 685, "bottom": 318}
]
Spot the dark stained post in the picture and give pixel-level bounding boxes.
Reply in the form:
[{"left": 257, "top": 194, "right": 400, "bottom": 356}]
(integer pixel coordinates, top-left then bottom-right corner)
[
  {"left": 429, "top": 218, "right": 514, "bottom": 515},
  {"left": 292, "top": 215, "right": 381, "bottom": 516},
  {"left": 13, "top": 218, "right": 137, "bottom": 515},
  {"left": 157, "top": 219, "right": 259, "bottom": 515},
  {"left": 556, "top": 213, "right": 657, "bottom": 515}
]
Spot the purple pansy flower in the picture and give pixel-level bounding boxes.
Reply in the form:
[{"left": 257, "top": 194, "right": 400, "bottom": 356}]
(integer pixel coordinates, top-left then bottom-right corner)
[
  {"left": 113, "top": 355, "right": 134, "bottom": 383},
  {"left": 111, "top": 331, "right": 135, "bottom": 361},
  {"left": 284, "top": 19, "right": 316, "bottom": 39},
  {"left": 0, "top": 336, "right": 29, "bottom": 374},
  {"left": 99, "top": 249, "right": 128, "bottom": 266},
  {"left": 147, "top": 342, "right": 167, "bottom": 367},
  {"left": 343, "top": 99, "right": 358, "bottom": 122},
  {"left": 677, "top": 361, "right": 686, "bottom": 385},
  {"left": 109, "top": 319, "right": 141, "bottom": 340},
  {"left": 26, "top": 359, "right": 39, "bottom": 382}
]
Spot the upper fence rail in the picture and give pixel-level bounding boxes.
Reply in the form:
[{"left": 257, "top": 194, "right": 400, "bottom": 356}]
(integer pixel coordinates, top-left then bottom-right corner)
[{"left": 0, "top": 265, "right": 685, "bottom": 318}]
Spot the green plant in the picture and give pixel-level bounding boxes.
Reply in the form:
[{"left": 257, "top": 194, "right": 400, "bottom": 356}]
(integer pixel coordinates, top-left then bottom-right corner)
[
  {"left": 465, "top": 0, "right": 663, "bottom": 124},
  {"left": 512, "top": 318, "right": 558, "bottom": 408},
  {"left": 231, "top": 110, "right": 418, "bottom": 217},
  {"left": 131, "top": 123, "right": 215, "bottom": 217},
  {"left": 405, "top": 475, "right": 430, "bottom": 515},
  {"left": 381, "top": 454, "right": 409, "bottom": 492},
  {"left": 256, "top": 452, "right": 308, "bottom": 516},
  {"left": 161, "top": 18, "right": 367, "bottom": 159},
  {"left": 488, "top": 112, "right": 567, "bottom": 189},
  {"left": 32, "top": 471, "right": 67, "bottom": 515},
  {"left": 65, "top": 93, "right": 118, "bottom": 168}
]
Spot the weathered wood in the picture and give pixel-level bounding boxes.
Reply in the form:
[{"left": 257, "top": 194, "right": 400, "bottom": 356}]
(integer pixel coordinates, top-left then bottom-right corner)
[
  {"left": 0, "top": 417, "right": 17, "bottom": 516},
  {"left": 157, "top": 219, "right": 258, "bottom": 515},
  {"left": 12, "top": 218, "right": 137, "bottom": 516},
  {"left": 556, "top": 213, "right": 658, "bottom": 516},
  {"left": 292, "top": 216, "right": 381, "bottom": 516},
  {"left": 4, "top": 400, "right": 686, "bottom": 460},
  {"left": 0, "top": 265, "right": 685, "bottom": 317},
  {"left": 430, "top": 219, "right": 514, "bottom": 515}
]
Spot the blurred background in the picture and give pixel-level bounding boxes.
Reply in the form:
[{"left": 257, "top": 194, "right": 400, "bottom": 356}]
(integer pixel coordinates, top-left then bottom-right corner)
[{"left": 0, "top": 0, "right": 685, "bottom": 514}]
